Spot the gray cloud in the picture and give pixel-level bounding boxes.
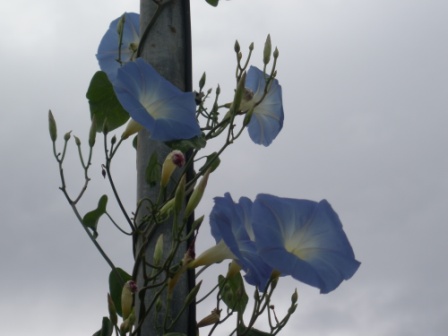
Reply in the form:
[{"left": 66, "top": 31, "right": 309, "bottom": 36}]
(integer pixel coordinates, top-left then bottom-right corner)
[{"left": 1, "top": 0, "right": 447, "bottom": 335}]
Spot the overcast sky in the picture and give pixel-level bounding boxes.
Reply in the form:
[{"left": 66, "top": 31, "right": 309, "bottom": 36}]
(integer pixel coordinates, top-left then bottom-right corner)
[{"left": 1, "top": 0, "right": 447, "bottom": 335}]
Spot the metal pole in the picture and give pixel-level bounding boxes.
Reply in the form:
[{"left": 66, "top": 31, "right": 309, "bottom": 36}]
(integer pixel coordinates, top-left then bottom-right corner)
[{"left": 135, "top": 1, "right": 194, "bottom": 335}]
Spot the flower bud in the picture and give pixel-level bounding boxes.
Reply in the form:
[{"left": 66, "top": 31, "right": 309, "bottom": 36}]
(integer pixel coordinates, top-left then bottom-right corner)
[
  {"left": 249, "top": 42, "right": 254, "bottom": 51},
  {"left": 107, "top": 293, "right": 118, "bottom": 325},
  {"left": 230, "top": 71, "right": 247, "bottom": 114},
  {"left": 120, "top": 310, "right": 135, "bottom": 334},
  {"left": 234, "top": 40, "right": 240, "bottom": 53},
  {"left": 116, "top": 14, "right": 125, "bottom": 36},
  {"left": 197, "top": 308, "right": 221, "bottom": 328},
  {"left": 199, "top": 72, "right": 206, "bottom": 90},
  {"left": 161, "top": 150, "right": 185, "bottom": 188},
  {"left": 102, "top": 119, "right": 109, "bottom": 134},
  {"left": 153, "top": 234, "right": 164, "bottom": 267},
  {"left": 291, "top": 289, "right": 298, "bottom": 305},
  {"left": 185, "top": 169, "right": 210, "bottom": 218},
  {"left": 48, "top": 110, "right": 57, "bottom": 142},
  {"left": 185, "top": 280, "right": 202, "bottom": 306},
  {"left": 121, "top": 280, "right": 137, "bottom": 320},
  {"left": 263, "top": 34, "right": 272, "bottom": 65},
  {"left": 174, "top": 174, "right": 186, "bottom": 214},
  {"left": 74, "top": 136, "right": 81, "bottom": 146},
  {"left": 273, "top": 47, "right": 279, "bottom": 59},
  {"left": 64, "top": 131, "right": 71, "bottom": 142},
  {"left": 89, "top": 117, "right": 97, "bottom": 148}
]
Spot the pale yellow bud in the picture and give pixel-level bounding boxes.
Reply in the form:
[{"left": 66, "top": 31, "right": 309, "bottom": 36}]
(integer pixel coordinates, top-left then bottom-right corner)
[{"left": 161, "top": 150, "right": 185, "bottom": 188}]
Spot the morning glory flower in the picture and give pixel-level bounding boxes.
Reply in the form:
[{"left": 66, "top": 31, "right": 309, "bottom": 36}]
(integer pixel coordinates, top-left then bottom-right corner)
[
  {"left": 96, "top": 13, "right": 140, "bottom": 83},
  {"left": 252, "top": 194, "right": 361, "bottom": 294},
  {"left": 192, "top": 193, "right": 273, "bottom": 290},
  {"left": 113, "top": 58, "right": 201, "bottom": 141},
  {"left": 242, "top": 66, "right": 284, "bottom": 146}
]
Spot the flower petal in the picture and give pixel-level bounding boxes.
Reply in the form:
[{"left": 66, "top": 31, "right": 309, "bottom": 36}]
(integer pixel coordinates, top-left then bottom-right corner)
[
  {"left": 210, "top": 193, "right": 273, "bottom": 289},
  {"left": 245, "top": 66, "right": 284, "bottom": 146},
  {"left": 252, "top": 194, "right": 360, "bottom": 293},
  {"left": 113, "top": 58, "right": 201, "bottom": 141},
  {"left": 96, "top": 13, "right": 140, "bottom": 83}
]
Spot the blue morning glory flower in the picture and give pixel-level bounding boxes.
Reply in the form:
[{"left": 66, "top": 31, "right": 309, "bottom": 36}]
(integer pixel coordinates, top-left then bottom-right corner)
[
  {"left": 252, "top": 194, "right": 361, "bottom": 294},
  {"left": 96, "top": 13, "right": 140, "bottom": 83},
  {"left": 243, "top": 66, "right": 284, "bottom": 146},
  {"left": 191, "top": 193, "right": 273, "bottom": 290},
  {"left": 209, "top": 193, "right": 273, "bottom": 289},
  {"left": 113, "top": 58, "right": 201, "bottom": 141}
]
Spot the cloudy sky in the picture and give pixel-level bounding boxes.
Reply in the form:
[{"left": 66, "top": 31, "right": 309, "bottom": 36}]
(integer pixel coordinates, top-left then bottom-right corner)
[{"left": 1, "top": 0, "right": 447, "bottom": 335}]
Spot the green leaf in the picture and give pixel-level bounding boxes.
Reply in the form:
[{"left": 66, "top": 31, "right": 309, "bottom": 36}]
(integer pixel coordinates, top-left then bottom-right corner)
[
  {"left": 86, "top": 71, "right": 129, "bottom": 132},
  {"left": 82, "top": 195, "right": 108, "bottom": 238},
  {"left": 218, "top": 272, "right": 248, "bottom": 314},
  {"left": 206, "top": 0, "right": 219, "bottom": 6},
  {"left": 109, "top": 268, "right": 132, "bottom": 317},
  {"left": 92, "top": 317, "right": 113, "bottom": 336},
  {"left": 145, "top": 152, "right": 160, "bottom": 187}
]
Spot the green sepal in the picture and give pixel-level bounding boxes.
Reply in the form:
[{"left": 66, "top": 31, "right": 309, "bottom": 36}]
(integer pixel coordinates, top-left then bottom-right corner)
[
  {"left": 108, "top": 268, "right": 132, "bottom": 317},
  {"left": 200, "top": 152, "right": 220, "bottom": 173},
  {"left": 92, "top": 317, "right": 113, "bottom": 336},
  {"left": 86, "top": 71, "right": 129, "bottom": 132},
  {"left": 145, "top": 152, "right": 160, "bottom": 187},
  {"left": 82, "top": 195, "right": 108, "bottom": 238},
  {"left": 218, "top": 272, "right": 248, "bottom": 314},
  {"left": 166, "top": 135, "right": 206, "bottom": 152},
  {"left": 237, "top": 324, "right": 271, "bottom": 336},
  {"left": 205, "top": 0, "right": 219, "bottom": 6}
]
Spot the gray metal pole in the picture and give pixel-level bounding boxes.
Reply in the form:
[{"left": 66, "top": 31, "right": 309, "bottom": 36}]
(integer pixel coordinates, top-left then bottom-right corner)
[{"left": 135, "top": 1, "right": 194, "bottom": 335}]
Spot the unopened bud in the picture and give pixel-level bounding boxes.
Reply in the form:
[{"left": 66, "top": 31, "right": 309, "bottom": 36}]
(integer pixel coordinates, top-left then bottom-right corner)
[
  {"left": 64, "top": 131, "right": 72, "bottom": 142},
  {"left": 185, "top": 280, "right": 202, "bottom": 306},
  {"left": 89, "top": 117, "right": 97, "bottom": 147},
  {"left": 129, "top": 42, "right": 138, "bottom": 53},
  {"left": 249, "top": 42, "right": 254, "bottom": 51},
  {"left": 231, "top": 71, "right": 247, "bottom": 113},
  {"left": 197, "top": 308, "right": 221, "bottom": 328},
  {"left": 48, "top": 110, "right": 57, "bottom": 142},
  {"left": 102, "top": 119, "right": 109, "bottom": 134},
  {"left": 161, "top": 150, "right": 185, "bottom": 188},
  {"left": 174, "top": 175, "right": 186, "bottom": 214},
  {"left": 107, "top": 293, "right": 118, "bottom": 325},
  {"left": 155, "top": 296, "right": 163, "bottom": 312},
  {"left": 273, "top": 47, "right": 279, "bottom": 59},
  {"left": 74, "top": 136, "right": 81, "bottom": 146},
  {"left": 291, "top": 289, "right": 298, "bottom": 304},
  {"left": 120, "top": 310, "right": 135, "bottom": 334},
  {"left": 116, "top": 14, "right": 125, "bottom": 36},
  {"left": 185, "top": 169, "right": 210, "bottom": 218},
  {"left": 263, "top": 34, "right": 272, "bottom": 65},
  {"left": 234, "top": 40, "right": 240, "bottom": 53},
  {"left": 199, "top": 72, "right": 206, "bottom": 90},
  {"left": 121, "top": 280, "right": 137, "bottom": 319},
  {"left": 153, "top": 234, "right": 164, "bottom": 267}
]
